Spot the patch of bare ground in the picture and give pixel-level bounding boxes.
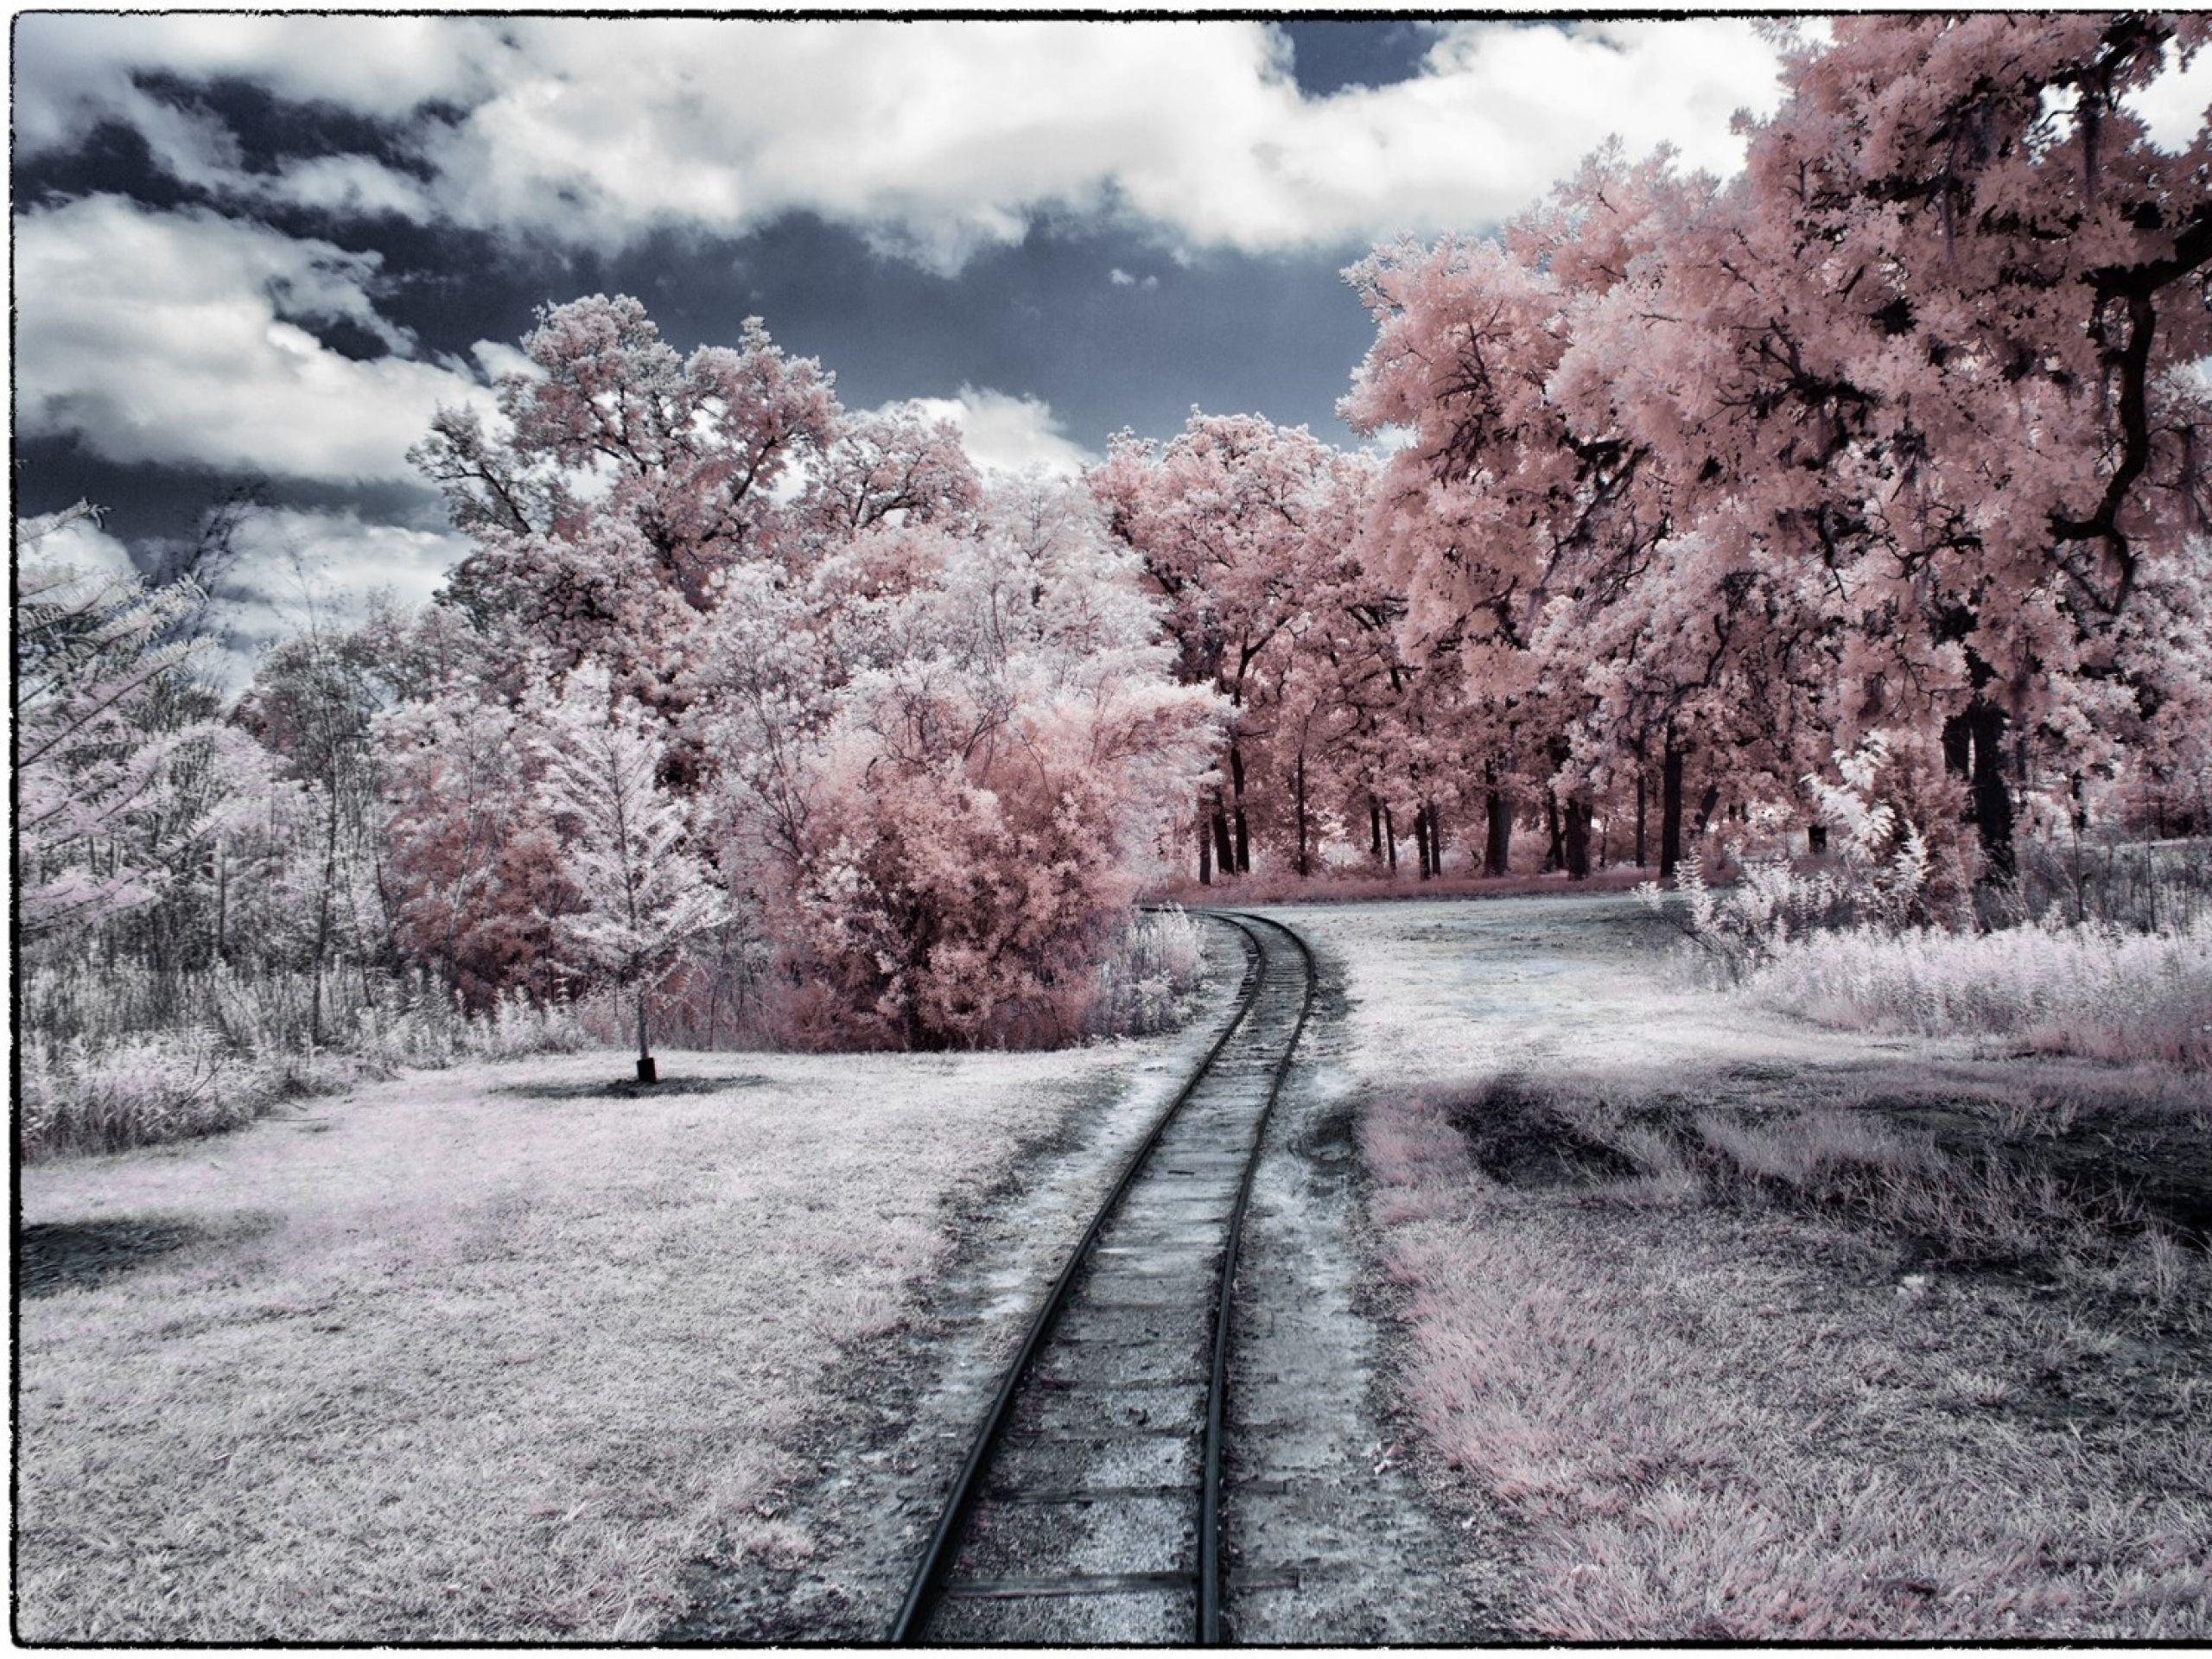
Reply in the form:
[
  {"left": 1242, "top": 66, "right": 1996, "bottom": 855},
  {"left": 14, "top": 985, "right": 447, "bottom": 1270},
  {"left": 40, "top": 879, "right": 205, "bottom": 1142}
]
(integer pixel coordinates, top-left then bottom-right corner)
[
  {"left": 19, "top": 1214, "right": 273, "bottom": 1300},
  {"left": 1366, "top": 1058, "right": 2210, "bottom": 1641}
]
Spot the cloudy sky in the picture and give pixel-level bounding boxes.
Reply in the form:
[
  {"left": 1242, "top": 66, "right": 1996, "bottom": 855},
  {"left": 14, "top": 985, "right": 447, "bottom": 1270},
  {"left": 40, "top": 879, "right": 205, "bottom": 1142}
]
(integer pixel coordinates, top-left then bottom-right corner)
[{"left": 13, "top": 14, "right": 1818, "bottom": 662}]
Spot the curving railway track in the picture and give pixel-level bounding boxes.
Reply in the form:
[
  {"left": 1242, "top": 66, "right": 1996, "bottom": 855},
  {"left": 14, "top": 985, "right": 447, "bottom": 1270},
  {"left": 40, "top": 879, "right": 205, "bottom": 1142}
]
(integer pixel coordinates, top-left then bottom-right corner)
[{"left": 890, "top": 908, "right": 1317, "bottom": 1645}]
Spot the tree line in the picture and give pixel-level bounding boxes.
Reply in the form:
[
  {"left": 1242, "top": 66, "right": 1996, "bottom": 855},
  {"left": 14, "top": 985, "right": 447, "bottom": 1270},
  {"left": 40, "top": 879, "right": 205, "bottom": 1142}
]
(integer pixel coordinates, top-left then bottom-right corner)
[{"left": 16, "top": 14, "right": 2210, "bottom": 1063}]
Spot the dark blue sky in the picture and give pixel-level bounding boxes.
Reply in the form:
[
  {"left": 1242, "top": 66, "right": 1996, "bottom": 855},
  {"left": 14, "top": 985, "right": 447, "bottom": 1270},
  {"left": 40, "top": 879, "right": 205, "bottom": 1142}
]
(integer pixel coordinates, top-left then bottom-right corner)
[{"left": 14, "top": 21, "right": 1468, "bottom": 547}]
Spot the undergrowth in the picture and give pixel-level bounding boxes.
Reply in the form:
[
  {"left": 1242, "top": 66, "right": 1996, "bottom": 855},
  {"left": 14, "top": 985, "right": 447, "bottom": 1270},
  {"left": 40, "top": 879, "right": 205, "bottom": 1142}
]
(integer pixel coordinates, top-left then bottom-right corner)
[
  {"left": 17, "top": 967, "right": 589, "bottom": 1160},
  {"left": 1086, "top": 904, "right": 1208, "bottom": 1038}
]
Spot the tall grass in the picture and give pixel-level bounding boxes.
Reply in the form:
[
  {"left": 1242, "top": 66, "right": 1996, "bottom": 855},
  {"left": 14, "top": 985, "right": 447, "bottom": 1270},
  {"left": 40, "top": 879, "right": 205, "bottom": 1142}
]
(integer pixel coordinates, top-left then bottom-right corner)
[
  {"left": 18, "top": 1031, "right": 278, "bottom": 1158},
  {"left": 17, "top": 963, "right": 589, "bottom": 1161},
  {"left": 1745, "top": 914, "right": 2212, "bottom": 1070},
  {"left": 1086, "top": 905, "right": 1208, "bottom": 1038}
]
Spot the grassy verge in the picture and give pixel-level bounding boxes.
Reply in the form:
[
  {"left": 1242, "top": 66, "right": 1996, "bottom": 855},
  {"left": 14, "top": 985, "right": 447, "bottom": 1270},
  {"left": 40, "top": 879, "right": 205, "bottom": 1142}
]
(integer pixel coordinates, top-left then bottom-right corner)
[
  {"left": 14, "top": 1043, "right": 1170, "bottom": 1642},
  {"left": 1262, "top": 891, "right": 2209, "bottom": 1640},
  {"left": 1365, "top": 1058, "right": 2210, "bottom": 1639}
]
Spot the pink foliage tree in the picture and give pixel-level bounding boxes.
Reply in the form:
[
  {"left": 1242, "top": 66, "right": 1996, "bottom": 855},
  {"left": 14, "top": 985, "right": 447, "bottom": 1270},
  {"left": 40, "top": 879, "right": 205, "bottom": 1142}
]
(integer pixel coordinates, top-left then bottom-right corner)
[
  {"left": 378, "top": 298, "right": 1224, "bottom": 1052},
  {"left": 1342, "top": 15, "right": 2212, "bottom": 883},
  {"left": 1093, "top": 412, "right": 1364, "bottom": 880}
]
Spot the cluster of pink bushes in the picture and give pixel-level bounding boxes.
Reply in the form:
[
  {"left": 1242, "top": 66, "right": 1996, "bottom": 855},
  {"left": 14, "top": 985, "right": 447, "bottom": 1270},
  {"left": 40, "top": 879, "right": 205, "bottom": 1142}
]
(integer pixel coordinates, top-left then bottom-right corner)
[{"left": 374, "top": 298, "right": 1221, "bottom": 1052}]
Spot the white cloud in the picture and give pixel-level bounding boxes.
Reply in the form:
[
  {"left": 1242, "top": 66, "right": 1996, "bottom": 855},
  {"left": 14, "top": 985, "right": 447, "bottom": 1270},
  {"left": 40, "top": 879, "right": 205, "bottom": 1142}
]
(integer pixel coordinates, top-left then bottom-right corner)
[
  {"left": 461, "top": 339, "right": 543, "bottom": 383},
  {"left": 266, "top": 155, "right": 441, "bottom": 222},
  {"left": 14, "top": 195, "right": 493, "bottom": 482},
  {"left": 11, "top": 13, "right": 497, "bottom": 143},
  {"left": 1109, "top": 267, "right": 1137, "bottom": 286},
  {"left": 899, "top": 388, "right": 1095, "bottom": 478},
  {"left": 14, "top": 16, "right": 1793, "bottom": 269},
  {"left": 205, "top": 508, "right": 474, "bottom": 687},
  {"left": 1358, "top": 423, "right": 1418, "bottom": 462},
  {"left": 27, "top": 514, "right": 138, "bottom": 581},
  {"left": 2128, "top": 39, "right": 2212, "bottom": 153}
]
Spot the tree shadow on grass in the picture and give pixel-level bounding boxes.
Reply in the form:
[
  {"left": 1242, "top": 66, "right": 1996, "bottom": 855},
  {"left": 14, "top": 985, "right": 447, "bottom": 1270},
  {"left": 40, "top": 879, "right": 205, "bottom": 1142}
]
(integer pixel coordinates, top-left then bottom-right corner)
[
  {"left": 496, "top": 1075, "right": 772, "bottom": 1103},
  {"left": 18, "top": 1214, "right": 271, "bottom": 1299},
  {"left": 1435, "top": 1054, "right": 2212, "bottom": 1254}
]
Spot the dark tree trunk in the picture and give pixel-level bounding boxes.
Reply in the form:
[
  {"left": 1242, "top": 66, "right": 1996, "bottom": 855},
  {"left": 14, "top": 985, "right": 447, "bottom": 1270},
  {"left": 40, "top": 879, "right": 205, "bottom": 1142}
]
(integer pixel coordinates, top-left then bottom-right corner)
[
  {"left": 1634, "top": 771, "right": 1649, "bottom": 868},
  {"left": 1229, "top": 741, "right": 1252, "bottom": 874},
  {"left": 1211, "top": 796, "right": 1236, "bottom": 879},
  {"left": 1294, "top": 752, "right": 1312, "bottom": 878},
  {"left": 1942, "top": 713, "right": 1974, "bottom": 780},
  {"left": 1563, "top": 799, "right": 1592, "bottom": 880},
  {"left": 1967, "top": 696, "right": 2016, "bottom": 880},
  {"left": 1695, "top": 783, "right": 1721, "bottom": 837},
  {"left": 636, "top": 988, "right": 658, "bottom": 1084},
  {"left": 1414, "top": 805, "right": 1433, "bottom": 880},
  {"left": 1370, "top": 795, "right": 1383, "bottom": 859},
  {"left": 1808, "top": 823, "right": 1828, "bottom": 855},
  {"left": 1543, "top": 792, "right": 1565, "bottom": 873},
  {"left": 1660, "top": 733, "right": 1686, "bottom": 879},
  {"left": 1198, "top": 809, "right": 1212, "bottom": 887},
  {"left": 1484, "top": 771, "right": 1512, "bottom": 877},
  {"left": 1383, "top": 804, "right": 1398, "bottom": 873},
  {"left": 310, "top": 807, "right": 338, "bottom": 1048},
  {"left": 1428, "top": 799, "right": 1446, "bottom": 874}
]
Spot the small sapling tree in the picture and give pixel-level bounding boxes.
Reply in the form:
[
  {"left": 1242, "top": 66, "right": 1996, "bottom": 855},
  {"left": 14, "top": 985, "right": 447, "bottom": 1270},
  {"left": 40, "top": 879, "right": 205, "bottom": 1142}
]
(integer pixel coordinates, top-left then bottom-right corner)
[{"left": 536, "top": 664, "right": 727, "bottom": 1082}]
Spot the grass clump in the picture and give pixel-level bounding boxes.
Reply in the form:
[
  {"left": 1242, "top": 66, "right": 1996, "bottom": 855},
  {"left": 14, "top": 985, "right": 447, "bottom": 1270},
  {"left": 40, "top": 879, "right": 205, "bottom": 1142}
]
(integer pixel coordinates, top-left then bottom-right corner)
[
  {"left": 1086, "top": 905, "right": 1208, "bottom": 1038},
  {"left": 1743, "top": 915, "right": 2212, "bottom": 1070}
]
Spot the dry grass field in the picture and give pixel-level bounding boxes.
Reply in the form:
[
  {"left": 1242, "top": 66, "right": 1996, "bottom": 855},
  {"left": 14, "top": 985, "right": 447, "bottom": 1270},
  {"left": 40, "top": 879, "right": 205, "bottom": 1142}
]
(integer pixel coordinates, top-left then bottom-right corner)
[{"left": 14, "top": 1042, "right": 1182, "bottom": 1642}]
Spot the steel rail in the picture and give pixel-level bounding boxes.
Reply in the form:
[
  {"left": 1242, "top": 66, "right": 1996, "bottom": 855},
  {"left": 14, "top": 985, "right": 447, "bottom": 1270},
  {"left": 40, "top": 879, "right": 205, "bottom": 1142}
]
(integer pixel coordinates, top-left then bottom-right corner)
[
  {"left": 1195, "top": 911, "right": 1317, "bottom": 1643},
  {"left": 887, "top": 910, "right": 1268, "bottom": 1643}
]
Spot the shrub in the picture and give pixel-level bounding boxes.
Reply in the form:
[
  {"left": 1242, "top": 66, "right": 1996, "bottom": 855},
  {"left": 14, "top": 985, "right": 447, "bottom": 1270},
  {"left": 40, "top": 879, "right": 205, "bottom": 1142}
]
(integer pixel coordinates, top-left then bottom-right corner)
[
  {"left": 1086, "top": 906, "right": 1208, "bottom": 1038},
  {"left": 1640, "top": 733, "right": 1952, "bottom": 978}
]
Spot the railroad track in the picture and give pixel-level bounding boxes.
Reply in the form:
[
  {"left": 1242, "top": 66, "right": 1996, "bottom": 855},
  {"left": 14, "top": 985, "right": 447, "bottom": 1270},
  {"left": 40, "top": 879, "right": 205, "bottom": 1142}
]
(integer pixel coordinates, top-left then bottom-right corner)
[{"left": 890, "top": 908, "right": 1317, "bottom": 1645}]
